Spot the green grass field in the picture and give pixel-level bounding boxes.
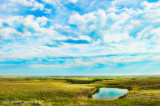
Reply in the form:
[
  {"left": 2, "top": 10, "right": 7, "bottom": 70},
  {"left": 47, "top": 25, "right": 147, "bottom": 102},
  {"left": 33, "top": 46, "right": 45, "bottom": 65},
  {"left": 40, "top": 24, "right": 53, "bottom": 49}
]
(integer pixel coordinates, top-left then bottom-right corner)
[{"left": 0, "top": 76, "right": 160, "bottom": 106}]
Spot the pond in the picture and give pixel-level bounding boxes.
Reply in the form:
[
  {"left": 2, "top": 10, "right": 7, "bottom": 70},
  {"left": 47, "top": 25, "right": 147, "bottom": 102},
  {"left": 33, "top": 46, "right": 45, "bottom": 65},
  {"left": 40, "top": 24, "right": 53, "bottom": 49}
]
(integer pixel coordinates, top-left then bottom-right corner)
[{"left": 92, "top": 88, "right": 128, "bottom": 100}]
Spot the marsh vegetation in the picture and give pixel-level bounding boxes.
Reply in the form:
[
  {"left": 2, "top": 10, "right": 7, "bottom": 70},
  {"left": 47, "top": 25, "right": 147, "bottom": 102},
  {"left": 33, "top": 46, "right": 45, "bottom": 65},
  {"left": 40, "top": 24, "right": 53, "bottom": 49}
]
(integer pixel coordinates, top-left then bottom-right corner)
[{"left": 0, "top": 76, "right": 160, "bottom": 105}]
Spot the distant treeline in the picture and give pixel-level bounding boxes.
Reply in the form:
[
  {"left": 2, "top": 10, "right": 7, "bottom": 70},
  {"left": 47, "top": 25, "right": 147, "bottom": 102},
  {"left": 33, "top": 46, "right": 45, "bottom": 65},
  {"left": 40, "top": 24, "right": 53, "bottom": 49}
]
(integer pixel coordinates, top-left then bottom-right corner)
[{"left": 64, "top": 79, "right": 102, "bottom": 84}]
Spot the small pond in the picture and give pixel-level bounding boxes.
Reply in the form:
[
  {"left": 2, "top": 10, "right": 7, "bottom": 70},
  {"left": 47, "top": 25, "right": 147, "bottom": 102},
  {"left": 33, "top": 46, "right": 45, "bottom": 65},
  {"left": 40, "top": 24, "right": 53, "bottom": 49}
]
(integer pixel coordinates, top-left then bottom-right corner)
[{"left": 92, "top": 88, "right": 128, "bottom": 100}]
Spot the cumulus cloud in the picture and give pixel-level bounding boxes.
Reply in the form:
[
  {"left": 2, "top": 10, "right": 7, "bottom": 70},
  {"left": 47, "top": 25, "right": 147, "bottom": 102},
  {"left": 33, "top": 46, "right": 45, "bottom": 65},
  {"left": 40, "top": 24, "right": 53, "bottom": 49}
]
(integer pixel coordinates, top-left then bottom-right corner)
[
  {"left": 68, "top": 1, "right": 160, "bottom": 49},
  {"left": 69, "top": 0, "right": 78, "bottom": 3},
  {"left": 10, "top": 0, "right": 44, "bottom": 10},
  {"left": 0, "top": 15, "right": 55, "bottom": 39}
]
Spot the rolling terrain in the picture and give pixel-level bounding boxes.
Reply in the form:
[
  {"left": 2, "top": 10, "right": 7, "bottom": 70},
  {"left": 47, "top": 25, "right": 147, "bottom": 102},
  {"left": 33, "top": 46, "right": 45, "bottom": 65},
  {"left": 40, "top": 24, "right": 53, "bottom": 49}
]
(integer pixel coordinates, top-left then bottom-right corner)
[{"left": 0, "top": 76, "right": 160, "bottom": 105}]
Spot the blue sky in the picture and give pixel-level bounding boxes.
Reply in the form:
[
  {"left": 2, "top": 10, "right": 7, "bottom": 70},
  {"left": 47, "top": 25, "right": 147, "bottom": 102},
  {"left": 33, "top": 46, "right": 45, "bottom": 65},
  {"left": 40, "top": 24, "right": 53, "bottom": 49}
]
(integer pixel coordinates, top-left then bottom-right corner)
[{"left": 0, "top": 0, "right": 160, "bottom": 76}]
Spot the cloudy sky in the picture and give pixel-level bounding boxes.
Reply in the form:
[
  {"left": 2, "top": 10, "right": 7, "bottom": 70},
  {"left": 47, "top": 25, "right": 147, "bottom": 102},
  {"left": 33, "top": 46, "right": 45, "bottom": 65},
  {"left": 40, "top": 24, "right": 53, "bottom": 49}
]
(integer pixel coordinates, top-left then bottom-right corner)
[{"left": 0, "top": 0, "right": 160, "bottom": 76}]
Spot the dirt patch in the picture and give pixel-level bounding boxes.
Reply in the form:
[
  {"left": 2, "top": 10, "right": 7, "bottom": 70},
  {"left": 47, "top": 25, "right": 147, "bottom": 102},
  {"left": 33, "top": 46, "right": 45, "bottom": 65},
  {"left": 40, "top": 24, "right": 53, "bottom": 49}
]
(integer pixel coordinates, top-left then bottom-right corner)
[{"left": 73, "top": 88, "right": 95, "bottom": 98}]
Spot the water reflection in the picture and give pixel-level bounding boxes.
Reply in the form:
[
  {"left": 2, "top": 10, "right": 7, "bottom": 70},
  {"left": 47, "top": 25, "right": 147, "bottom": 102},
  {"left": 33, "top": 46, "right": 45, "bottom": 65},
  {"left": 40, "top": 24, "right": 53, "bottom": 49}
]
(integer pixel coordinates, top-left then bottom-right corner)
[{"left": 92, "top": 88, "right": 128, "bottom": 100}]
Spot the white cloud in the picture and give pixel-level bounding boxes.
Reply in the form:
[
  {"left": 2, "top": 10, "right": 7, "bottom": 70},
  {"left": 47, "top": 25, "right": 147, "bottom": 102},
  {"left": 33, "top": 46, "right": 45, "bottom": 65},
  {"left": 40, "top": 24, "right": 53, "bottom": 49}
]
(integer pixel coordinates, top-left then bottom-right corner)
[
  {"left": 69, "top": 0, "right": 78, "bottom": 3},
  {"left": 103, "top": 32, "right": 130, "bottom": 43},
  {"left": 29, "top": 64, "right": 70, "bottom": 68},
  {"left": 10, "top": 0, "right": 44, "bottom": 10},
  {"left": 141, "top": 1, "right": 160, "bottom": 10},
  {"left": 0, "top": 28, "right": 22, "bottom": 39},
  {"left": 28, "top": 54, "right": 160, "bottom": 68},
  {"left": 68, "top": 0, "right": 160, "bottom": 51},
  {"left": 69, "top": 13, "right": 88, "bottom": 32},
  {"left": 41, "top": 0, "right": 59, "bottom": 6},
  {"left": 0, "top": 15, "right": 56, "bottom": 39},
  {"left": 31, "top": 2, "right": 44, "bottom": 10},
  {"left": 36, "top": 16, "right": 48, "bottom": 26},
  {"left": 69, "top": 9, "right": 132, "bottom": 42},
  {"left": 112, "top": 0, "right": 145, "bottom": 8},
  {"left": 44, "top": 9, "right": 52, "bottom": 14}
]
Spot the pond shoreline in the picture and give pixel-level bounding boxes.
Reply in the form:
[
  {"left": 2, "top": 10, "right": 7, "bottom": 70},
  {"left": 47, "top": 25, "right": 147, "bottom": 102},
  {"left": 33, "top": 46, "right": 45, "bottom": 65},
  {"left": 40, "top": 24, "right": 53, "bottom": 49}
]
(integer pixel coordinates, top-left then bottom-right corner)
[
  {"left": 92, "top": 88, "right": 128, "bottom": 100},
  {"left": 73, "top": 87, "right": 128, "bottom": 100}
]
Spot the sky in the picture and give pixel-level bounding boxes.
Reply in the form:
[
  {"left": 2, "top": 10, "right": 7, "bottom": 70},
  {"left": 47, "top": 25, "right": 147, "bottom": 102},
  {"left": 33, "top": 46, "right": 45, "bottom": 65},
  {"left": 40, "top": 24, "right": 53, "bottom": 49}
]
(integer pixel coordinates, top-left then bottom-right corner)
[{"left": 0, "top": 0, "right": 160, "bottom": 76}]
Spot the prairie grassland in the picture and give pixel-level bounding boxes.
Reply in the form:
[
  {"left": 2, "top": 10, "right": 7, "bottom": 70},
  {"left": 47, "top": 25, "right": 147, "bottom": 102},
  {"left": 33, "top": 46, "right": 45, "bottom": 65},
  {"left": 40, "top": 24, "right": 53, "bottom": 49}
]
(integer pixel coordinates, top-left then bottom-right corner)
[{"left": 0, "top": 76, "right": 160, "bottom": 106}]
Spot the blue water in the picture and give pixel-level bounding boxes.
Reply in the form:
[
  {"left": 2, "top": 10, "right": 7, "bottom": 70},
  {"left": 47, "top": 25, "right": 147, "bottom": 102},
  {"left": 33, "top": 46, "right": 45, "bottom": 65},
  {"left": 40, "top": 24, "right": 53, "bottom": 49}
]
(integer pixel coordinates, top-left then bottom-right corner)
[{"left": 92, "top": 88, "right": 128, "bottom": 100}]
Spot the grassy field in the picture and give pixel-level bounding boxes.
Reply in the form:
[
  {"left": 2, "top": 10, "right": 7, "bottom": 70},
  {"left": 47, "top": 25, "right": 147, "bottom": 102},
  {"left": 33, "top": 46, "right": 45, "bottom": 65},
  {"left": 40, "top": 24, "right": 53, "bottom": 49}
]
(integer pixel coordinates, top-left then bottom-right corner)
[{"left": 0, "top": 76, "right": 160, "bottom": 106}]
